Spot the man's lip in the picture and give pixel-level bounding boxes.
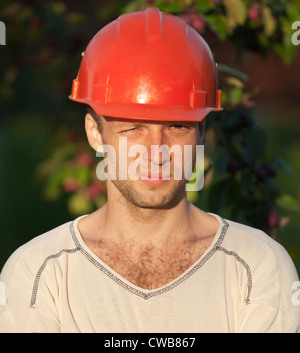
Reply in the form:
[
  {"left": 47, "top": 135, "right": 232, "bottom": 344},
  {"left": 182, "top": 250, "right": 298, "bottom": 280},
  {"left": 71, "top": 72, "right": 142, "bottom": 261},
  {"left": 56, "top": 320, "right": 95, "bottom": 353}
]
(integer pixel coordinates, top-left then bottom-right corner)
[{"left": 137, "top": 173, "right": 171, "bottom": 180}]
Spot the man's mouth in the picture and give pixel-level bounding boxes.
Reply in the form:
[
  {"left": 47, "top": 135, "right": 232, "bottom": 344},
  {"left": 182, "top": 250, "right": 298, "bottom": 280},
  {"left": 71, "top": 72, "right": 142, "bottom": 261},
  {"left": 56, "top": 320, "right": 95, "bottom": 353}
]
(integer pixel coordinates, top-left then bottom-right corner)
[
  {"left": 137, "top": 172, "right": 171, "bottom": 185},
  {"left": 138, "top": 172, "right": 171, "bottom": 180}
]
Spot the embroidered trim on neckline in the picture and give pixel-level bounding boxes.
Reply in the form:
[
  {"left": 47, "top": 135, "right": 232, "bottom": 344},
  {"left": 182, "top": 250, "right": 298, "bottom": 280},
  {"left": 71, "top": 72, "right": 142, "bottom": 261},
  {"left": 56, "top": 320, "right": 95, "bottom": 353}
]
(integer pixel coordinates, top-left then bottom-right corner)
[{"left": 69, "top": 218, "right": 229, "bottom": 300}]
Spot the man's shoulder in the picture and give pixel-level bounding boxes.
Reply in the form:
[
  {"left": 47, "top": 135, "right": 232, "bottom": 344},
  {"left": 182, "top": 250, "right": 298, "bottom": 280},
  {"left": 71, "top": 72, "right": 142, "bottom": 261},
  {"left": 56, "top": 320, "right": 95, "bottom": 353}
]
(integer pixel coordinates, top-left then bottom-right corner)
[
  {"left": 221, "top": 216, "right": 298, "bottom": 278},
  {"left": 15, "top": 220, "right": 74, "bottom": 255},
  {"left": 0, "top": 219, "right": 76, "bottom": 279},
  {"left": 224, "top": 217, "right": 284, "bottom": 252}
]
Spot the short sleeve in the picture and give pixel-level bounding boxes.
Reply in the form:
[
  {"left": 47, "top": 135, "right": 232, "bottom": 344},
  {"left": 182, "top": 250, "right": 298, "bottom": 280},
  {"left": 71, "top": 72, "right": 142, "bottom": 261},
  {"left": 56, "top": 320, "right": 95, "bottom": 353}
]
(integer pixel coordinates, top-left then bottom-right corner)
[
  {"left": 0, "top": 307, "right": 60, "bottom": 333},
  {"left": 236, "top": 238, "right": 300, "bottom": 333},
  {"left": 236, "top": 303, "right": 299, "bottom": 333},
  {"left": 0, "top": 244, "right": 61, "bottom": 333}
]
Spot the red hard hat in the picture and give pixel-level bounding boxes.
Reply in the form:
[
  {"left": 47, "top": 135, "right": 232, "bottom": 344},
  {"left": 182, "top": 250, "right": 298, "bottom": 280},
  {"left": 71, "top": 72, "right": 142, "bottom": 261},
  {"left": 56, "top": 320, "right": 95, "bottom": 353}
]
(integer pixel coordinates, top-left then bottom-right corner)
[{"left": 69, "top": 7, "right": 222, "bottom": 122}]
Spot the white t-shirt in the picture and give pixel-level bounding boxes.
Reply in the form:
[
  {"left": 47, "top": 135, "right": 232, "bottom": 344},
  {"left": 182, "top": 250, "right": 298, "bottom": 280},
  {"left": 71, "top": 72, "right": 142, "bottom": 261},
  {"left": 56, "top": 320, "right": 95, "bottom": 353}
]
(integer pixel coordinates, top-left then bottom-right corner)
[{"left": 0, "top": 214, "right": 299, "bottom": 333}]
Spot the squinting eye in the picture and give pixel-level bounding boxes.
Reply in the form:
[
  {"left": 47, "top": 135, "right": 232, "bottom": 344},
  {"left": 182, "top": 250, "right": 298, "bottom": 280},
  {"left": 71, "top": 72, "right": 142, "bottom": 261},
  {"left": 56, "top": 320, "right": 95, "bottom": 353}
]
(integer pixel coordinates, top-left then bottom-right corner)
[
  {"left": 171, "top": 124, "right": 186, "bottom": 129},
  {"left": 120, "top": 127, "right": 138, "bottom": 133}
]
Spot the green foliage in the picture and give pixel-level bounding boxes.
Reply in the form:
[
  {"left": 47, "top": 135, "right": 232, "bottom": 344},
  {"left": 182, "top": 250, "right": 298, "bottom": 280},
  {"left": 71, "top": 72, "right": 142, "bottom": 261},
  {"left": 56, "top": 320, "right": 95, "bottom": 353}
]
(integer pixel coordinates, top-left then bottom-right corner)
[
  {"left": 123, "top": 0, "right": 300, "bottom": 63},
  {"left": 189, "top": 63, "right": 299, "bottom": 235},
  {"left": 1, "top": 0, "right": 299, "bottom": 237},
  {"left": 35, "top": 126, "right": 107, "bottom": 216}
]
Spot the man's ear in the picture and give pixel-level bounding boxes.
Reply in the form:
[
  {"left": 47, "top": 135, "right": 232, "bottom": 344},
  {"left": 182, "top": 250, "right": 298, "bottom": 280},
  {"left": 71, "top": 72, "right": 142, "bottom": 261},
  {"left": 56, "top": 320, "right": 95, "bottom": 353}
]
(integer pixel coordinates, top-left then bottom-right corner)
[{"left": 85, "top": 113, "right": 104, "bottom": 153}]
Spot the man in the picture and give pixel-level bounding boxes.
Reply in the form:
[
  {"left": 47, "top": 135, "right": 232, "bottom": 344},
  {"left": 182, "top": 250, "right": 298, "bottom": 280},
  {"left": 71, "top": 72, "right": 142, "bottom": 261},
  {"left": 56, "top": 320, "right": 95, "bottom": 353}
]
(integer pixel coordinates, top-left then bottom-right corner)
[{"left": 0, "top": 7, "right": 299, "bottom": 333}]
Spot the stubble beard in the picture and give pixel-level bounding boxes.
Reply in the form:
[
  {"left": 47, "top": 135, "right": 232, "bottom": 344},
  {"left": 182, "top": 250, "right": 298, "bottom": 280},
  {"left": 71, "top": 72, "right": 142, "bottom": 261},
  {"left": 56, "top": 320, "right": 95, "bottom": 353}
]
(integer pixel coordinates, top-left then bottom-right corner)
[{"left": 109, "top": 177, "right": 187, "bottom": 211}]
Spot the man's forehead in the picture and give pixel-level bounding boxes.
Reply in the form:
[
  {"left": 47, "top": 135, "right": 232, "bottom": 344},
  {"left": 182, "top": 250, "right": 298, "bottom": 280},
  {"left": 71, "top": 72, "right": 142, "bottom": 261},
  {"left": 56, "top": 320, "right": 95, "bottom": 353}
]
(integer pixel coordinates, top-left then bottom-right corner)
[{"left": 101, "top": 116, "right": 197, "bottom": 126}]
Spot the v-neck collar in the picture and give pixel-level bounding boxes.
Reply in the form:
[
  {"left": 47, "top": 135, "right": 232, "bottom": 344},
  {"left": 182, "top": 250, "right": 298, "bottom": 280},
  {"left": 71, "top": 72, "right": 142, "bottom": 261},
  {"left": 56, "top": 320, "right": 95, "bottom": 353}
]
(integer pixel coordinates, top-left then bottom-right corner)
[{"left": 69, "top": 214, "right": 229, "bottom": 300}]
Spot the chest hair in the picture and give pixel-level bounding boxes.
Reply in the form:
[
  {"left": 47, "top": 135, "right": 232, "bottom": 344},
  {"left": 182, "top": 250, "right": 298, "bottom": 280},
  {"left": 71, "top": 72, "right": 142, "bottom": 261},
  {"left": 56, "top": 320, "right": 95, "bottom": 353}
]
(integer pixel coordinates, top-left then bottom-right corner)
[{"left": 88, "top": 238, "right": 211, "bottom": 289}]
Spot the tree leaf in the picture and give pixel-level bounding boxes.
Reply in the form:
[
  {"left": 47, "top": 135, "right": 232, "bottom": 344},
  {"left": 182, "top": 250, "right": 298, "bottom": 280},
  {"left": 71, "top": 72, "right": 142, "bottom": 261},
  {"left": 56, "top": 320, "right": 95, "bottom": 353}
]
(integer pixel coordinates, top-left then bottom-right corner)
[
  {"left": 203, "top": 14, "right": 228, "bottom": 40},
  {"left": 261, "top": 4, "right": 276, "bottom": 37},
  {"left": 223, "top": 0, "right": 247, "bottom": 33},
  {"left": 217, "top": 64, "right": 248, "bottom": 81},
  {"left": 226, "top": 76, "right": 245, "bottom": 89},
  {"left": 276, "top": 194, "right": 300, "bottom": 211},
  {"left": 68, "top": 192, "right": 93, "bottom": 216},
  {"left": 271, "top": 157, "right": 293, "bottom": 174},
  {"left": 195, "top": 0, "right": 216, "bottom": 13}
]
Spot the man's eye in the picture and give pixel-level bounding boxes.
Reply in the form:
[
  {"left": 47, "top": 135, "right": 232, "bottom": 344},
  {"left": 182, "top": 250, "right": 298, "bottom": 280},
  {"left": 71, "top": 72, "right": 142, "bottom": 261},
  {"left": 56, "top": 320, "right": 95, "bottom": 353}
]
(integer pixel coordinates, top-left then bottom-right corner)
[
  {"left": 120, "top": 127, "right": 138, "bottom": 133},
  {"left": 171, "top": 124, "right": 186, "bottom": 130}
]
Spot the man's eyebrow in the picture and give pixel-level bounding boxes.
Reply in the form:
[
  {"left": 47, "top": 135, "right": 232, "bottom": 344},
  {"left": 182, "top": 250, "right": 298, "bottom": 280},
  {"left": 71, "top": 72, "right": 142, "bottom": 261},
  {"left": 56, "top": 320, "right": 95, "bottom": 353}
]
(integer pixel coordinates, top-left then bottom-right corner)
[
  {"left": 116, "top": 123, "right": 146, "bottom": 130},
  {"left": 101, "top": 115, "right": 146, "bottom": 124}
]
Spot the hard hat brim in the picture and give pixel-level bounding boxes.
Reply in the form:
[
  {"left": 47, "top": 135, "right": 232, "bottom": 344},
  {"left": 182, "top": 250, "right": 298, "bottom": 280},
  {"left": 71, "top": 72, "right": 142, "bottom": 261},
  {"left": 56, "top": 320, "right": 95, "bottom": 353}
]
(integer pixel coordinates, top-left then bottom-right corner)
[{"left": 70, "top": 96, "right": 223, "bottom": 122}]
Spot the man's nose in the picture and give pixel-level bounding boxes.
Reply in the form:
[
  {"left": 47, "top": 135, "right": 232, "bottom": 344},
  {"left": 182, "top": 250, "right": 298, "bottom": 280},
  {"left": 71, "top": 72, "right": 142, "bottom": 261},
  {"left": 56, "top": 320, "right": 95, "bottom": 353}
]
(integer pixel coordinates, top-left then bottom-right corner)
[
  {"left": 142, "top": 130, "right": 170, "bottom": 165},
  {"left": 142, "top": 145, "right": 171, "bottom": 165}
]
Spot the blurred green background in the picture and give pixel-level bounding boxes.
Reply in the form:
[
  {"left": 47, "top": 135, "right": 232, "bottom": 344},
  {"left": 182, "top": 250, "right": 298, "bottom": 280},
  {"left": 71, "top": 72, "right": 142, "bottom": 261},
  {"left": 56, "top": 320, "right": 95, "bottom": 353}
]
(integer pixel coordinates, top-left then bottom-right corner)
[{"left": 0, "top": 0, "right": 299, "bottom": 273}]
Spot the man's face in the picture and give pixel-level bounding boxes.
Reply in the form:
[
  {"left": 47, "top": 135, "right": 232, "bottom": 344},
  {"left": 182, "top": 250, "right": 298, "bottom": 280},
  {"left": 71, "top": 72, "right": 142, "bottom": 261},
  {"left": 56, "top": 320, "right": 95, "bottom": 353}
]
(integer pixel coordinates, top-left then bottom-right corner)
[{"left": 90, "top": 116, "right": 204, "bottom": 210}]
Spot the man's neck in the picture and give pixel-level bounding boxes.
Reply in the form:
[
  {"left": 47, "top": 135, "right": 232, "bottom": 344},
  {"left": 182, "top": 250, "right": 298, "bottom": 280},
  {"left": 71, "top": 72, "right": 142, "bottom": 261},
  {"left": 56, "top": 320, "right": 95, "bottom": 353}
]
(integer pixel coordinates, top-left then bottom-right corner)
[
  {"left": 104, "top": 196, "right": 193, "bottom": 247},
  {"left": 79, "top": 197, "right": 219, "bottom": 252}
]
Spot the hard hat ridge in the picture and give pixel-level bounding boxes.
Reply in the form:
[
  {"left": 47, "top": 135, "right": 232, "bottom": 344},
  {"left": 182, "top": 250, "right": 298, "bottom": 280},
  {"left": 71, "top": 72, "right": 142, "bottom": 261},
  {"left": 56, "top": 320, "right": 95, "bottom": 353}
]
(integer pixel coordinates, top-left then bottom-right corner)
[{"left": 145, "top": 6, "right": 164, "bottom": 42}]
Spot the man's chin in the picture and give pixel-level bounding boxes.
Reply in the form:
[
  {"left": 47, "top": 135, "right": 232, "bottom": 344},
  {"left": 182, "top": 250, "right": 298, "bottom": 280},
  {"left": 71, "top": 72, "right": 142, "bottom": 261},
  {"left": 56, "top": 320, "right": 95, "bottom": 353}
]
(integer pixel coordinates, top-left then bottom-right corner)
[{"left": 110, "top": 178, "right": 186, "bottom": 210}]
